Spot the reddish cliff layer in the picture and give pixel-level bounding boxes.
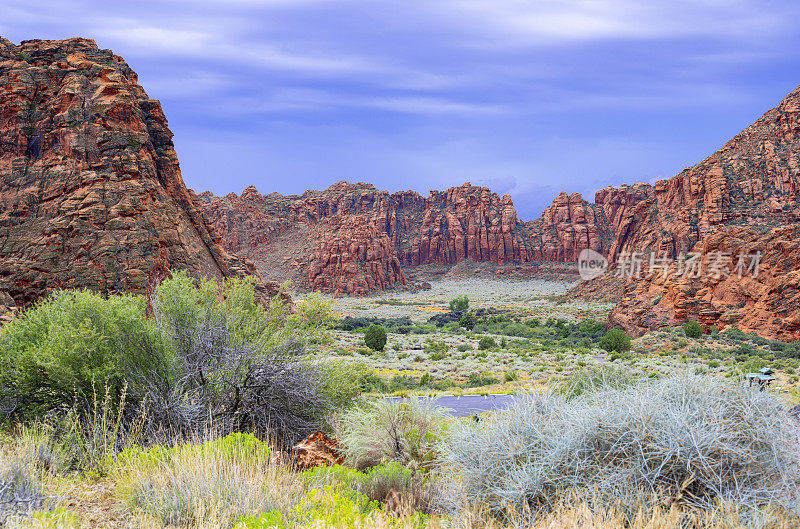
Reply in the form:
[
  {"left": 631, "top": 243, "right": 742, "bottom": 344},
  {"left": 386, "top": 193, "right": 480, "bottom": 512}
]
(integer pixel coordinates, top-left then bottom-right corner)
[{"left": 0, "top": 38, "right": 283, "bottom": 308}]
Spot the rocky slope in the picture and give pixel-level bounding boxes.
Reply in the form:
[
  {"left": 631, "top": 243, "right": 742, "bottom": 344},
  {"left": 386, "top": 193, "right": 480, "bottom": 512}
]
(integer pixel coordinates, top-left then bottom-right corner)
[
  {"left": 0, "top": 38, "right": 284, "bottom": 309},
  {"left": 602, "top": 83, "right": 800, "bottom": 339}
]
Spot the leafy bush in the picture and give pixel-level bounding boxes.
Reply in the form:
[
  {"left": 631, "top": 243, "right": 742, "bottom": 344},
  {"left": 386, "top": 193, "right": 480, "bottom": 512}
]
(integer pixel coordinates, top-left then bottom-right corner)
[
  {"left": 142, "top": 273, "right": 338, "bottom": 444},
  {"left": 423, "top": 340, "right": 448, "bottom": 361},
  {"left": 778, "top": 341, "right": 800, "bottom": 359},
  {"left": 578, "top": 319, "right": 605, "bottom": 334},
  {"left": 0, "top": 289, "right": 164, "bottom": 420},
  {"left": 684, "top": 320, "right": 703, "bottom": 339},
  {"left": 449, "top": 295, "right": 469, "bottom": 312},
  {"left": 335, "top": 399, "right": 445, "bottom": 469},
  {"left": 464, "top": 372, "right": 499, "bottom": 388},
  {"left": 302, "top": 461, "right": 434, "bottom": 512},
  {"left": 364, "top": 324, "right": 387, "bottom": 351},
  {"left": 318, "top": 360, "right": 377, "bottom": 408},
  {"left": 599, "top": 328, "right": 631, "bottom": 352},
  {"left": 441, "top": 374, "right": 800, "bottom": 521},
  {"left": 459, "top": 313, "right": 475, "bottom": 330},
  {"left": 478, "top": 336, "right": 496, "bottom": 350},
  {"left": 235, "top": 484, "right": 381, "bottom": 529}
]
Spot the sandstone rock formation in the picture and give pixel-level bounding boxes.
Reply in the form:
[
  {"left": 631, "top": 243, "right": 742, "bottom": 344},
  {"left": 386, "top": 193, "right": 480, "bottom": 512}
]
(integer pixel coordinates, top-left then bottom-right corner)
[
  {"left": 201, "top": 179, "right": 623, "bottom": 297},
  {"left": 610, "top": 226, "right": 800, "bottom": 339},
  {"left": 201, "top": 181, "right": 569, "bottom": 296},
  {"left": 522, "top": 191, "right": 612, "bottom": 262},
  {"left": 602, "top": 83, "right": 800, "bottom": 340},
  {"left": 0, "top": 38, "right": 283, "bottom": 307}
]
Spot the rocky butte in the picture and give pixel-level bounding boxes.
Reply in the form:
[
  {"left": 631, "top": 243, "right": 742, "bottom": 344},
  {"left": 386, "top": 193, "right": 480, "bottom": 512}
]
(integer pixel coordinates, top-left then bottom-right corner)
[
  {"left": 0, "top": 38, "right": 285, "bottom": 312},
  {"left": 600, "top": 82, "right": 800, "bottom": 341}
]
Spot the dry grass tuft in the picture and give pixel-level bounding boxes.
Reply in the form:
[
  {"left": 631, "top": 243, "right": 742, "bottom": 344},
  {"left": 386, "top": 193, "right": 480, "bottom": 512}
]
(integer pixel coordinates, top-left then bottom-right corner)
[{"left": 114, "top": 436, "right": 302, "bottom": 527}]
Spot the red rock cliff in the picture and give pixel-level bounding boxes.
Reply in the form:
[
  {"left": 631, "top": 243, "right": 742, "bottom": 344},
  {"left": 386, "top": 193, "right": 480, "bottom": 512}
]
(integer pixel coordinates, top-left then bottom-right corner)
[
  {"left": 603, "top": 83, "right": 800, "bottom": 339},
  {"left": 201, "top": 181, "right": 590, "bottom": 296},
  {"left": 0, "top": 38, "right": 284, "bottom": 307}
]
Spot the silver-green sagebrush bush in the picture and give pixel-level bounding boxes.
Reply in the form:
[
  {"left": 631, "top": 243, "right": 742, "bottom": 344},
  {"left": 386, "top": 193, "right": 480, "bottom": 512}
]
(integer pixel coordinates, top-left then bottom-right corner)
[
  {"left": 115, "top": 433, "right": 296, "bottom": 528},
  {"left": 441, "top": 373, "right": 800, "bottom": 522},
  {"left": 336, "top": 398, "right": 446, "bottom": 470}
]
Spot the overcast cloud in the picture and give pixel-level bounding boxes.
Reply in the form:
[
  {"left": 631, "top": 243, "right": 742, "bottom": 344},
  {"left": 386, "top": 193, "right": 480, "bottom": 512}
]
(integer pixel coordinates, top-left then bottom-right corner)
[{"left": 2, "top": 0, "right": 799, "bottom": 218}]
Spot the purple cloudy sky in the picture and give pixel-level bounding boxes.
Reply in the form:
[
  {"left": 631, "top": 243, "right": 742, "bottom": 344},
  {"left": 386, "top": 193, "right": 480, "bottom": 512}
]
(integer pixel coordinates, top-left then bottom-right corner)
[{"left": 3, "top": 0, "right": 800, "bottom": 219}]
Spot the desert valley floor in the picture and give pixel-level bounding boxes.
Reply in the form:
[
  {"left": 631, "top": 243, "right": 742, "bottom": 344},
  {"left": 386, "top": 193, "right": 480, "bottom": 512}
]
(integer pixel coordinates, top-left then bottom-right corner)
[{"left": 304, "top": 274, "right": 800, "bottom": 399}]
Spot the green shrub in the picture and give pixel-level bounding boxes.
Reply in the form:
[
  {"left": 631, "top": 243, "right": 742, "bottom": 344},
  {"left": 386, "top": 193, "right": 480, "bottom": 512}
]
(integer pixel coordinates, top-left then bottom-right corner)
[
  {"left": 0, "top": 289, "right": 165, "bottom": 420},
  {"left": 464, "top": 372, "right": 499, "bottom": 388},
  {"left": 319, "top": 360, "right": 374, "bottom": 409},
  {"left": 739, "top": 357, "right": 767, "bottom": 375},
  {"left": 501, "top": 322, "right": 530, "bottom": 337},
  {"left": 364, "top": 325, "right": 387, "bottom": 351},
  {"left": 423, "top": 340, "right": 447, "bottom": 355},
  {"left": 578, "top": 319, "right": 605, "bottom": 334},
  {"left": 779, "top": 341, "right": 800, "bottom": 359},
  {"left": 459, "top": 313, "right": 475, "bottom": 329},
  {"left": 449, "top": 295, "right": 469, "bottom": 312},
  {"left": 503, "top": 370, "right": 518, "bottom": 382},
  {"left": 301, "top": 462, "right": 436, "bottom": 517},
  {"left": 684, "top": 321, "right": 704, "bottom": 339},
  {"left": 599, "top": 328, "right": 631, "bottom": 353},
  {"left": 235, "top": 484, "right": 381, "bottom": 529},
  {"left": 478, "top": 336, "right": 496, "bottom": 350}
]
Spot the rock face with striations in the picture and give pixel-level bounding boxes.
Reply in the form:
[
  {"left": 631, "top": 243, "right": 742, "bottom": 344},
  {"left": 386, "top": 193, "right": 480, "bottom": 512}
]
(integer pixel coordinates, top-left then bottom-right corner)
[
  {"left": 200, "top": 181, "right": 594, "bottom": 296},
  {"left": 0, "top": 38, "right": 284, "bottom": 307}
]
